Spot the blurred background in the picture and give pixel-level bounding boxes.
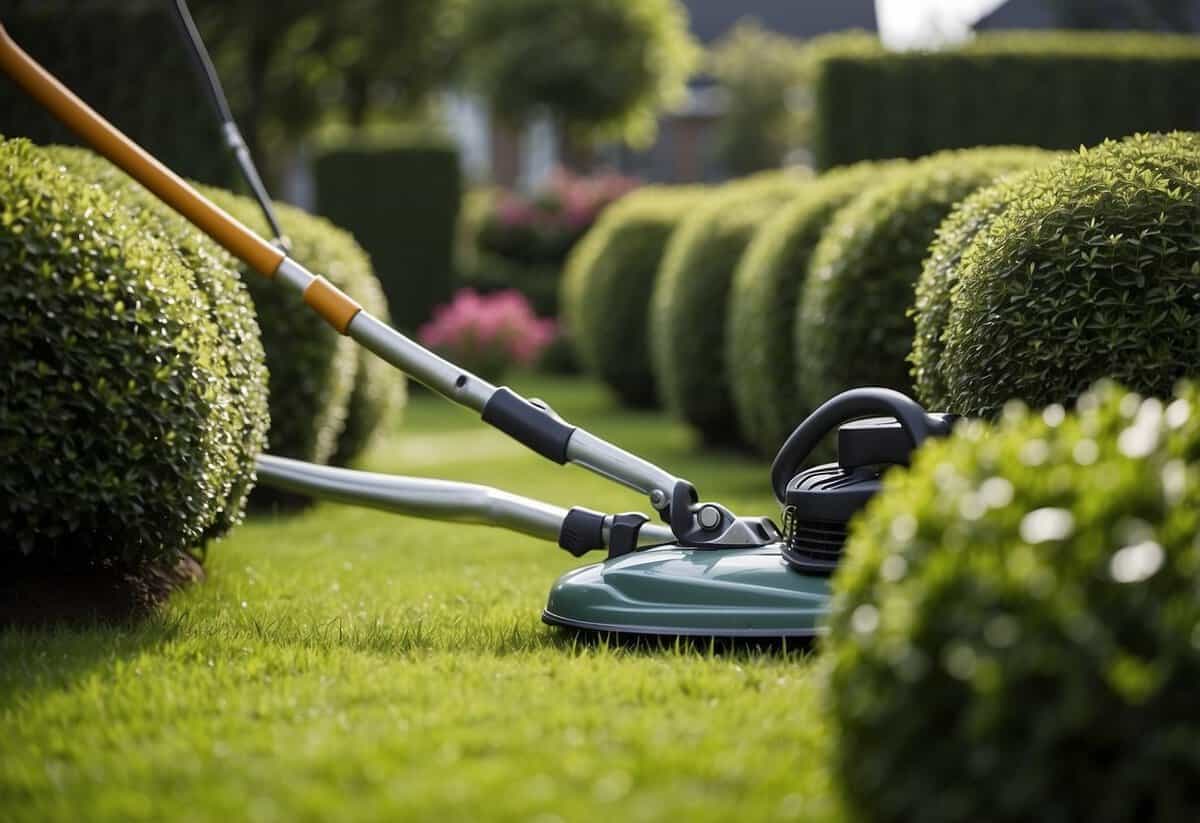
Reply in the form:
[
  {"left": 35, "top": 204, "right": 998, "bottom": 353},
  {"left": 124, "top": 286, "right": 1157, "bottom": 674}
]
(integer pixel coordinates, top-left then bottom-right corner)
[{"left": 2, "top": 0, "right": 1198, "bottom": 333}]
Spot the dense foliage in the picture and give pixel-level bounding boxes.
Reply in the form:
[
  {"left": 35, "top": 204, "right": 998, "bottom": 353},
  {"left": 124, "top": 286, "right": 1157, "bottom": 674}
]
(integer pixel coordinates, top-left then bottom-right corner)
[
  {"left": 457, "top": 0, "right": 699, "bottom": 145},
  {"left": 827, "top": 380, "right": 1200, "bottom": 823},
  {"left": 934, "top": 132, "right": 1200, "bottom": 417},
  {"left": 708, "top": 20, "right": 808, "bottom": 176},
  {"left": 0, "top": 138, "right": 265, "bottom": 565},
  {"left": 459, "top": 170, "right": 638, "bottom": 316},
  {"left": 561, "top": 185, "right": 703, "bottom": 407},
  {"left": 201, "top": 186, "right": 360, "bottom": 467},
  {"left": 47, "top": 146, "right": 270, "bottom": 539},
  {"left": 314, "top": 140, "right": 461, "bottom": 332},
  {"left": 726, "top": 161, "right": 904, "bottom": 455},
  {"left": 795, "top": 147, "right": 1052, "bottom": 416},
  {"left": 805, "top": 30, "right": 1200, "bottom": 169},
  {"left": 651, "top": 172, "right": 808, "bottom": 443},
  {"left": 908, "top": 171, "right": 1040, "bottom": 408},
  {"left": 0, "top": 3, "right": 232, "bottom": 184}
]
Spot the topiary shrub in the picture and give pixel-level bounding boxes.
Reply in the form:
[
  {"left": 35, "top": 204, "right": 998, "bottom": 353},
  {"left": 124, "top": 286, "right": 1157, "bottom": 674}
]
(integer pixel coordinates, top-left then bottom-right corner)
[
  {"left": 934, "top": 132, "right": 1200, "bottom": 417},
  {"left": 651, "top": 172, "right": 809, "bottom": 443},
  {"left": 200, "top": 186, "right": 360, "bottom": 467},
  {"left": 561, "top": 185, "right": 703, "bottom": 407},
  {"left": 826, "top": 379, "right": 1200, "bottom": 823},
  {"left": 46, "top": 146, "right": 270, "bottom": 539},
  {"left": 908, "top": 167, "right": 1043, "bottom": 408},
  {"left": 330, "top": 270, "right": 405, "bottom": 466},
  {"left": 795, "top": 147, "right": 1053, "bottom": 416},
  {"left": 0, "top": 138, "right": 263, "bottom": 569},
  {"left": 726, "top": 160, "right": 906, "bottom": 455}
]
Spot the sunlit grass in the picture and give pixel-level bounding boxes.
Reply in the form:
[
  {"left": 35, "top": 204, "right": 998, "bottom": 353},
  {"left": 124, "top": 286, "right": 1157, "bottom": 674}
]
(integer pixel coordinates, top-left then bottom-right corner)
[{"left": 0, "top": 375, "right": 836, "bottom": 822}]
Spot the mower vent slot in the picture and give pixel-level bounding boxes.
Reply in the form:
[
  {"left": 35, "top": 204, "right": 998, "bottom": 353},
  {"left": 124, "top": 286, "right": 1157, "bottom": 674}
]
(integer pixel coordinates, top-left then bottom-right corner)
[{"left": 781, "top": 507, "right": 849, "bottom": 576}]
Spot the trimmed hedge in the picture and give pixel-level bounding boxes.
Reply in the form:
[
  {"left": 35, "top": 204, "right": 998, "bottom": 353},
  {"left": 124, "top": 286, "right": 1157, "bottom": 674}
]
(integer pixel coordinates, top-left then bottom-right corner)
[
  {"left": 827, "top": 380, "right": 1200, "bottom": 823},
  {"left": 561, "top": 186, "right": 702, "bottom": 407},
  {"left": 795, "top": 147, "right": 1053, "bottom": 415},
  {"left": 908, "top": 170, "right": 1039, "bottom": 408},
  {"left": 0, "top": 138, "right": 264, "bottom": 565},
  {"left": 651, "top": 172, "right": 808, "bottom": 443},
  {"left": 0, "top": 3, "right": 230, "bottom": 185},
  {"left": 726, "top": 160, "right": 905, "bottom": 455},
  {"left": 200, "top": 186, "right": 360, "bottom": 466},
  {"left": 807, "top": 30, "right": 1200, "bottom": 170},
  {"left": 315, "top": 141, "right": 461, "bottom": 331},
  {"left": 330, "top": 271, "right": 406, "bottom": 466},
  {"left": 934, "top": 132, "right": 1200, "bottom": 417},
  {"left": 46, "top": 146, "right": 270, "bottom": 539}
]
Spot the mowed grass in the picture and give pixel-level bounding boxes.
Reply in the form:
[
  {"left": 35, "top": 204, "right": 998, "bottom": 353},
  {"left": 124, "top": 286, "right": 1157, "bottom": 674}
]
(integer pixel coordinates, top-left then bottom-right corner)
[{"left": 0, "top": 375, "right": 836, "bottom": 822}]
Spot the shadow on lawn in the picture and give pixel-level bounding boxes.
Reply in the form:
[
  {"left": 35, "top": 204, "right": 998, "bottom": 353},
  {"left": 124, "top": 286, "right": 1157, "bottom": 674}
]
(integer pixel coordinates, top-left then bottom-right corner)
[{"left": 0, "top": 610, "right": 188, "bottom": 706}]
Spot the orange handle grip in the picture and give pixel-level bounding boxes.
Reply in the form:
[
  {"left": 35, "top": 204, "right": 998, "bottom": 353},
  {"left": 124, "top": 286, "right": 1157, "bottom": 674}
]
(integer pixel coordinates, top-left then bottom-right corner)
[{"left": 0, "top": 22, "right": 285, "bottom": 277}]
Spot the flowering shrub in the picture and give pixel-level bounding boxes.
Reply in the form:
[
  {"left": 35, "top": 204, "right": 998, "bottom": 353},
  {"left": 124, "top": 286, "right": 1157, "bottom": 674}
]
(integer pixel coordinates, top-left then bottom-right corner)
[
  {"left": 476, "top": 169, "right": 640, "bottom": 265},
  {"left": 458, "top": 169, "right": 639, "bottom": 318},
  {"left": 418, "top": 289, "right": 557, "bottom": 381}
]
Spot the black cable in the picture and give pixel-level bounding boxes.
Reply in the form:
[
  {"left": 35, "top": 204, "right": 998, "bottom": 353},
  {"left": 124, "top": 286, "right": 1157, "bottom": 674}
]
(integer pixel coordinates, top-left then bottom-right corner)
[{"left": 168, "top": 0, "right": 289, "bottom": 248}]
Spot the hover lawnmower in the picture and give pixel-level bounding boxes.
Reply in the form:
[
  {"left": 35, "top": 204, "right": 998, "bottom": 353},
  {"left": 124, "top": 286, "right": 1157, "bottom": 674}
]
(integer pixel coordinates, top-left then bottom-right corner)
[{"left": 0, "top": 15, "right": 954, "bottom": 639}]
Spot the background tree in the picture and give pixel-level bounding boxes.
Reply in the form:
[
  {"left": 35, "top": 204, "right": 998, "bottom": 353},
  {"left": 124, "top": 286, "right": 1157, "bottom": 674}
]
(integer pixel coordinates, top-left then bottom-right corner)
[
  {"left": 191, "top": 0, "right": 465, "bottom": 183},
  {"left": 456, "top": 0, "right": 700, "bottom": 161},
  {"left": 708, "top": 20, "right": 808, "bottom": 176}
]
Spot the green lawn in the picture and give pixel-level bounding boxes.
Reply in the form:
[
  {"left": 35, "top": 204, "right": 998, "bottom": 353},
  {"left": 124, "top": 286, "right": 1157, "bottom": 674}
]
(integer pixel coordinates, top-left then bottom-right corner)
[{"left": 0, "top": 375, "right": 835, "bottom": 822}]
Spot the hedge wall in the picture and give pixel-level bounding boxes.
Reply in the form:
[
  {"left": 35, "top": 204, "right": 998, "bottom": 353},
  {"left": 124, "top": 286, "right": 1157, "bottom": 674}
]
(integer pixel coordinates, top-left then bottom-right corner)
[
  {"left": 0, "top": 2, "right": 231, "bottom": 185},
  {"left": 315, "top": 141, "right": 461, "bottom": 332},
  {"left": 807, "top": 31, "right": 1200, "bottom": 170}
]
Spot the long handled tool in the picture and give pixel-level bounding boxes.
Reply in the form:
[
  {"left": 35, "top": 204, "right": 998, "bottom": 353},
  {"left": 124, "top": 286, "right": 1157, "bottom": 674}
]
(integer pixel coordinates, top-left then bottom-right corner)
[{"left": 0, "top": 17, "right": 953, "bottom": 638}]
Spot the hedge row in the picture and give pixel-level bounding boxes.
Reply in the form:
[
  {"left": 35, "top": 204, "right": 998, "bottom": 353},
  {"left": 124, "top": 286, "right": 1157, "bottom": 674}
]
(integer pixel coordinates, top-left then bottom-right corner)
[
  {"left": 726, "top": 160, "right": 906, "bottom": 455},
  {"left": 795, "top": 146, "right": 1054, "bottom": 418},
  {"left": 561, "top": 186, "right": 706, "bottom": 407},
  {"left": 807, "top": 31, "right": 1200, "bottom": 170},
  {"left": 650, "top": 171, "right": 809, "bottom": 443},
  {"left": 1, "top": 138, "right": 266, "bottom": 568},
  {"left": 314, "top": 141, "right": 461, "bottom": 332}
]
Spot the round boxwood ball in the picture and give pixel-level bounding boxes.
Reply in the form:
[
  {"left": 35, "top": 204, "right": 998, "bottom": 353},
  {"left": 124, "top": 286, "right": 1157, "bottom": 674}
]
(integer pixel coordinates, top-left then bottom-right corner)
[
  {"left": 938, "top": 132, "right": 1200, "bottom": 417},
  {"left": 795, "top": 147, "right": 1053, "bottom": 415},
  {"left": 561, "top": 185, "right": 703, "bottom": 407},
  {"left": 908, "top": 166, "right": 1044, "bottom": 409},
  {"left": 46, "top": 146, "right": 270, "bottom": 538},
  {"left": 0, "top": 138, "right": 261, "bottom": 564},
  {"left": 200, "top": 186, "right": 361, "bottom": 466},
  {"left": 726, "top": 160, "right": 906, "bottom": 456},
  {"left": 651, "top": 171, "right": 808, "bottom": 443},
  {"left": 826, "top": 380, "right": 1200, "bottom": 823}
]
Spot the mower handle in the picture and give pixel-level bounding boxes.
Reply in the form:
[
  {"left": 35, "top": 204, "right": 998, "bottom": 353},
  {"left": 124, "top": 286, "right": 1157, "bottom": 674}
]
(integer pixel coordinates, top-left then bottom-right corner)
[
  {"left": 770, "top": 388, "right": 946, "bottom": 502},
  {"left": 0, "top": 22, "right": 748, "bottom": 543}
]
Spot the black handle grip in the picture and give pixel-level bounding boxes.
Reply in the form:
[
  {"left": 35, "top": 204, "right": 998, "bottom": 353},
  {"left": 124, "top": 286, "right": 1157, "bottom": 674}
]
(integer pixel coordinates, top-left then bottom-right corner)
[{"left": 770, "top": 388, "right": 938, "bottom": 502}]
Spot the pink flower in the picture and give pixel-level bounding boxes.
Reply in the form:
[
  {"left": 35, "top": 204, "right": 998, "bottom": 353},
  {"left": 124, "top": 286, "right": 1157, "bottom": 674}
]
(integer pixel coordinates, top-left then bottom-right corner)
[{"left": 418, "top": 289, "right": 559, "bottom": 379}]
